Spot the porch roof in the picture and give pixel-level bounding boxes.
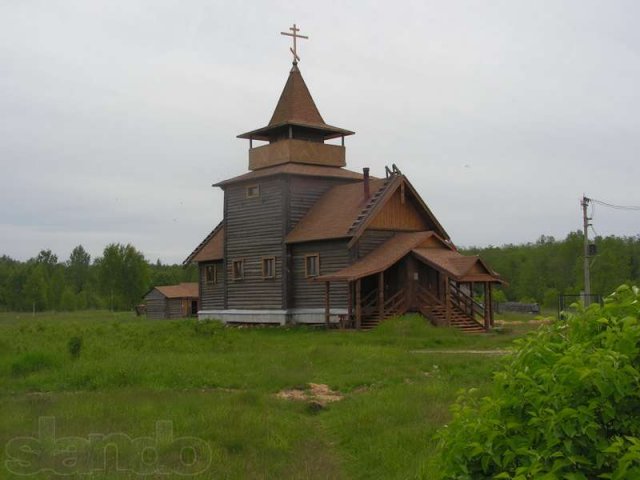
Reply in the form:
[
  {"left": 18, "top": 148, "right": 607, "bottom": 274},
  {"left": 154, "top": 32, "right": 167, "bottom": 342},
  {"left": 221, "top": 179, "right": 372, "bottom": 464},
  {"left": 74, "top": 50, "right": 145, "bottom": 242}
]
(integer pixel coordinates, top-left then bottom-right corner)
[
  {"left": 316, "top": 231, "right": 436, "bottom": 282},
  {"left": 316, "top": 231, "right": 504, "bottom": 284},
  {"left": 412, "top": 248, "right": 505, "bottom": 284}
]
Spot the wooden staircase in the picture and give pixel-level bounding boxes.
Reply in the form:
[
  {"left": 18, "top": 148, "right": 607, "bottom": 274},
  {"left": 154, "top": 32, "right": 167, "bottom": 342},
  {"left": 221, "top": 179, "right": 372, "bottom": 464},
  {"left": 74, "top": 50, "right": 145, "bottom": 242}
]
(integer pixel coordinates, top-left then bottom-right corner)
[
  {"left": 417, "top": 284, "right": 487, "bottom": 334},
  {"left": 360, "top": 288, "right": 407, "bottom": 330},
  {"left": 349, "top": 280, "right": 486, "bottom": 333},
  {"left": 420, "top": 304, "right": 486, "bottom": 333}
]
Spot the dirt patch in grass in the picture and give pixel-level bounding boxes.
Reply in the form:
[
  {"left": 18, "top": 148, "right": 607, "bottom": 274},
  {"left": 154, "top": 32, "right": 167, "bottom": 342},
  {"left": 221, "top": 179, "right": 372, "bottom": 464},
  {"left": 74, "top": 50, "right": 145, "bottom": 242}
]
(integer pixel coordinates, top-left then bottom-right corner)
[{"left": 277, "top": 383, "right": 343, "bottom": 405}]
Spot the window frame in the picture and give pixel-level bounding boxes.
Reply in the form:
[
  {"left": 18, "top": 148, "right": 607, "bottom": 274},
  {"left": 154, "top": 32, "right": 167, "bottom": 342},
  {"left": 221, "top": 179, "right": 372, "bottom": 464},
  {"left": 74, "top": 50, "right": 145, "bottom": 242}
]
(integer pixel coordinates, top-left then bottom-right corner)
[
  {"left": 261, "top": 256, "right": 276, "bottom": 280},
  {"left": 304, "top": 253, "right": 320, "bottom": 278},
  {"left": 204, "top": 263, "right": 218, "bottom": 285},
  {"left": 231, "top": 259, "right": 245, "bottom": 281},
  {"left": 246, "top": 184, "right": 260, "bottom": 199}
]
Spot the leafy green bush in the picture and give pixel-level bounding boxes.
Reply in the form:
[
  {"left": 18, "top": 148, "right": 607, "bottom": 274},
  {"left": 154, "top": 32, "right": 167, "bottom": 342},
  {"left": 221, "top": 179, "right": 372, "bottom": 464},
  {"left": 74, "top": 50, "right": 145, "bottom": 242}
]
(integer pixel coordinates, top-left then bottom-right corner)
[
  {"left": 436, "top": 284, "right": 640, "bottom": 479},
  {"left": 67, "top": 335, "right": 82, "bottom": 359}
]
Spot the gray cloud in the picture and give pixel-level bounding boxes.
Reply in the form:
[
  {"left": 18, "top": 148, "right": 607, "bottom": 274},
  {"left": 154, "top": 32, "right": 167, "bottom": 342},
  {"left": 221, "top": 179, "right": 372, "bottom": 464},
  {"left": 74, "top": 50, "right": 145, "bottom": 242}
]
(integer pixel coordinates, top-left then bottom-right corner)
[{"left": 1, "top": 0, "right": 639, "bottom": 263}]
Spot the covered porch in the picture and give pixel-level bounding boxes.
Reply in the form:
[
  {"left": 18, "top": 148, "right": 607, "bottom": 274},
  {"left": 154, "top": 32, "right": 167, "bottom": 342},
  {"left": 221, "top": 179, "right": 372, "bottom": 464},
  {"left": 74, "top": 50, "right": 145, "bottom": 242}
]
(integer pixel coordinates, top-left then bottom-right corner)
[{"left": 317, "top": 232, "right": 504, "bottom": 331}]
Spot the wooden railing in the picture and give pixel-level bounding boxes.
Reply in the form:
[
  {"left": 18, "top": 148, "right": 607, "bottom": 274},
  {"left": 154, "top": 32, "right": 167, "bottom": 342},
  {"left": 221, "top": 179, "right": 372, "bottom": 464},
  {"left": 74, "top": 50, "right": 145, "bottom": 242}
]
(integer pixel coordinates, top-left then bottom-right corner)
[
  {"left": 361, "top": 288, "right": 379, "bottom": 318},
  {"left": 416, "top": 284, "right": 442, "bottom": 307},
  {"left": 448, "top": 281, "right": 485, "bottom": 327},
  {"left": 384, "top": 290, "right": 407, "bottom": 316}
]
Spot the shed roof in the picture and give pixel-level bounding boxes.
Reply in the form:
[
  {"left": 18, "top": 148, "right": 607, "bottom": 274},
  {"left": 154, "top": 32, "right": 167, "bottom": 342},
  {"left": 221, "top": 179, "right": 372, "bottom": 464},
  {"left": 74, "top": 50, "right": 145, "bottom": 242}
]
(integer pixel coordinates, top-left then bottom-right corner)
[
  {"left": 183, "top": 221, "right": 224, "bottom": 264},
  {"left": 153, "top": 283, "right": 199, "bottom": 299},
  {"left": 214, "top": 163, "right": 364, "bottom": 187}
]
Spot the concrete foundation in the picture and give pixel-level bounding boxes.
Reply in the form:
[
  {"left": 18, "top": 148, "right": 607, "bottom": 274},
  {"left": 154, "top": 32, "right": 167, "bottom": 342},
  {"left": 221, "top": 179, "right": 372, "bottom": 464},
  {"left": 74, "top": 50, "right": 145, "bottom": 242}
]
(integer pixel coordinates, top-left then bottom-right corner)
[{"left": 198, "top": 308, "right": 348, "bottom": 325}]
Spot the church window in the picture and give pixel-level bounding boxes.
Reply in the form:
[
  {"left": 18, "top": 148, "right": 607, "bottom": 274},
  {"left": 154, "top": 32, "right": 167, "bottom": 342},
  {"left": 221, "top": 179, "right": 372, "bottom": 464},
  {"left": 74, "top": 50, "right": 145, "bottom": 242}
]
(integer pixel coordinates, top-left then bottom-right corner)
[
  {"left": 232, "top": 259, "right": 244, "bottom": 280},
  {"left": 246, "top": 185, "right": 260, "bottom": 198},
  {"left": 262, "top": 257, "right": 276, "bottom": 279},
  {"left": 305, "top": 254, "right": 320, "bottom": 278},
  {"left": 205, "top": 264, "right": 218, "bottom": 285}
]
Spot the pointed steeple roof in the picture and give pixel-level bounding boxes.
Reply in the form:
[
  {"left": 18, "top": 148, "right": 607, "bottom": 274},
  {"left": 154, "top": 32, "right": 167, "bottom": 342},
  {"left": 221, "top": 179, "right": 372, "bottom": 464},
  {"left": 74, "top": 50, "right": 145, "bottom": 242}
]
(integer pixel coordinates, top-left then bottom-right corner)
[
  {"left": 268, "top": 63, "right": 325, "bottom": 126},
  {"left": 238, "top": 63, "right": 354, "bottom": 141}
]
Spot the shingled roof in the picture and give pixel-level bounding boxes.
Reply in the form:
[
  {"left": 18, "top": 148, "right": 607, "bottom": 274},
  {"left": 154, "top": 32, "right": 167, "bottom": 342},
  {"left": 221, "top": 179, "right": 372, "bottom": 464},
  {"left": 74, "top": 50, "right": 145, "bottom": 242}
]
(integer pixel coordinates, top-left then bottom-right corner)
[
  {"left": 153, "top": 283, "right": 199, "bottom": 299},
  {"left": 286, "top": 174, "right": 449, "bottom": 245},
  {"left": 269, "top": 63, "right": 325, "bottom": 126},
  {"left": 237, "top": 64, "right": 354, "bottom": 141},
  {"left": 183, "top": 222, "right": 224, "bottom": 264},
  {"left": 317, "top": 232, "right": 503, "bottom": 284},
  {"left": 214, "top": 163, "right": 364, "bottom": 187},
  {"left": 413, "top": 249, "right": 505, "bottom": 284},
  {"left": 316, "top": 232, "right": 438, "bottom": 282},
  {"left": 285, "top": 177, "right": 388, "bottom": 243}
]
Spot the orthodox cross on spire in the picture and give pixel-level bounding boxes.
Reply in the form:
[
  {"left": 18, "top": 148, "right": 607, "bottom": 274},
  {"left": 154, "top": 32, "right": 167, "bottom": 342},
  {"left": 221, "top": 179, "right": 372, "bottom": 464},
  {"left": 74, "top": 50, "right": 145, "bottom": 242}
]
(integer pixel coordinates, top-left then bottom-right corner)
[{"left": 280, "top": 23, "right": 308, "bottom": 63}]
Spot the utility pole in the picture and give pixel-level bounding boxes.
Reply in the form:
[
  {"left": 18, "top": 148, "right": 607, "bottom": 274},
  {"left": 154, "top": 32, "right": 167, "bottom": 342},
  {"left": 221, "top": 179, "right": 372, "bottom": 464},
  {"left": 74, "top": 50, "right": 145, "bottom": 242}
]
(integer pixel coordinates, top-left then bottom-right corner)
[{"left": 581, "top": 195, "right": 591, "bottom": 306}]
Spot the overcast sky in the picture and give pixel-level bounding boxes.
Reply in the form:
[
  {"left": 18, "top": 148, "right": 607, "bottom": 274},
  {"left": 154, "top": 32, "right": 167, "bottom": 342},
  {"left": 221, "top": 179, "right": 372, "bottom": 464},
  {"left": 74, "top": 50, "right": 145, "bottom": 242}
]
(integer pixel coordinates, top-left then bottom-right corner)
[{"left": 1, "top": 0, "right": 639, "bottom": 264}]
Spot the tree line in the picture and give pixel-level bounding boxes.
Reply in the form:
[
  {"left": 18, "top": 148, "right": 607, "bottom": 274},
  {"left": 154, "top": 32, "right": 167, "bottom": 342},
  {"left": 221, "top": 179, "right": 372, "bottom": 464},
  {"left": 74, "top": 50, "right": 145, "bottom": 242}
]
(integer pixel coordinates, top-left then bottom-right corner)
[
  {"left": 0, "top": 244, "right": 196, "bottom": 312},
  {"left": 1, "top": 232, "right": 638, "bottom": 312},
  {"left": 463, "top": 231, "right": 640, "bottom": 307}
]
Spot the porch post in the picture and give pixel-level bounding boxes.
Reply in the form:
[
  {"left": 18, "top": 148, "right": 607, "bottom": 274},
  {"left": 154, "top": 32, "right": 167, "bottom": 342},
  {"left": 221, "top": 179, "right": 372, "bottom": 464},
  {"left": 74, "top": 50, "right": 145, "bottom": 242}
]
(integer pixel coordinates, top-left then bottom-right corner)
[
  {"left": 469, "top": 282, "right": 474, "bottom": 318},
  {"left": 347, "top": 281, "right": 353, "bottom": 329},
  {"left": 324, "top": 282, "right": 330, "bottom": 327},
  {"left": 488, "top": 283, "right": 494, "bottom": 328},
  {"left": 378, "top": 271, "right": 384, "bottom": 320},
  {"left": 483, "top": 282, "right": 490, "bottom": 330},
  {"left": 444, "top": 275, "right": 451, "bottom": 326},
  {"left": 355, "top": 279, "right": 362, "bottom": 330}
]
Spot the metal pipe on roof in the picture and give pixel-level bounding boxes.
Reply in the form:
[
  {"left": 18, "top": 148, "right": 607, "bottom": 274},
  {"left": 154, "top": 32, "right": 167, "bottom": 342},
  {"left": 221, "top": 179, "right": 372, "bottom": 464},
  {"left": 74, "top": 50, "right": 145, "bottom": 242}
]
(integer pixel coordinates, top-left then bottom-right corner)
[{"left": 363, "top": 167, "right": 370, "bottom": 200}]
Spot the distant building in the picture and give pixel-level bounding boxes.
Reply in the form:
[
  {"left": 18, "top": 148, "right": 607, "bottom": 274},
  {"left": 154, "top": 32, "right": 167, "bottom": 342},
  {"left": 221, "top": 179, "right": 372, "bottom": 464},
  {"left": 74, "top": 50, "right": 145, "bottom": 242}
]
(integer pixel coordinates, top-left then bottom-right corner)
[
  {"left": 144, "top": 283, "right": 199, "bottom": 320},
  {"left": 185, "top": 48, "right": 503, "bottom": 331}
]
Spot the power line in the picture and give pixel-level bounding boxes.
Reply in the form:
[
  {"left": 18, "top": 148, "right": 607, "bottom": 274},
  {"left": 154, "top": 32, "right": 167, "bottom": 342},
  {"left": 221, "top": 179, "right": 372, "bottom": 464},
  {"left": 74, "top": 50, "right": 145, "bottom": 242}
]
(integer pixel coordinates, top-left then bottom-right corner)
[{"left": 589, "top": 198, "right": 640, "bottom": 211}]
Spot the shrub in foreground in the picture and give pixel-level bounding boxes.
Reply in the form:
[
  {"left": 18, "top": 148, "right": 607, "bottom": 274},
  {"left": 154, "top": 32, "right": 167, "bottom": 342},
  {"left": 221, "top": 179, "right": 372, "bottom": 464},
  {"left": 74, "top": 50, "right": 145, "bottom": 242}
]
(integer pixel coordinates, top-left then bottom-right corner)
[{"left": 436, "top": 284, "right": 640, "bottom": 479}]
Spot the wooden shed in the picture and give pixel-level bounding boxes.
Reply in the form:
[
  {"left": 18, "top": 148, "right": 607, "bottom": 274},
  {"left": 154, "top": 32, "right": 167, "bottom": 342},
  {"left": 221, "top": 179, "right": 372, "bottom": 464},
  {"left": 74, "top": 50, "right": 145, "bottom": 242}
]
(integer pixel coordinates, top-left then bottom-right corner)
[{"left": 144, "top": 283, "right": 199, "bottom": 320}]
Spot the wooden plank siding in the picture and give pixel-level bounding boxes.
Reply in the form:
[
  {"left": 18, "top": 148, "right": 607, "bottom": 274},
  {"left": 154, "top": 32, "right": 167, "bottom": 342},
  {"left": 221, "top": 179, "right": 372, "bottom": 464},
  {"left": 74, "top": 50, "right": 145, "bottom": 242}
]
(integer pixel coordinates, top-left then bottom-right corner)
[
  {"left": 167, "top": 299, "right": 185, "bottom": 318},
  {"left": 368, "top": 188, "right": 429, "bottom": 231},
  {"left": 199, "top": 260, "right": 224, "bottom": 310},
  {"left": 145, "top": 289, "right": 167, "bottom": 319},
  {"left": 353, "top": 229, "right": 397, "bottom": 260},
  {"left": 224, "top": 177, "right": 286, "bottom": 309},
  {"left": 291, "top": 240, "right": 350, "bottom": 309}
]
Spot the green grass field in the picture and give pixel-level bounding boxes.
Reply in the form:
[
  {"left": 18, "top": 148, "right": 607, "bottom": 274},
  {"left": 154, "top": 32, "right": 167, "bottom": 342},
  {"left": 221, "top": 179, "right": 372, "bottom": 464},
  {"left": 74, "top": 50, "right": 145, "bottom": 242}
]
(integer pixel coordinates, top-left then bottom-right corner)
[{"left": 0, "top": 311, "right": 538, "bottom": 479}]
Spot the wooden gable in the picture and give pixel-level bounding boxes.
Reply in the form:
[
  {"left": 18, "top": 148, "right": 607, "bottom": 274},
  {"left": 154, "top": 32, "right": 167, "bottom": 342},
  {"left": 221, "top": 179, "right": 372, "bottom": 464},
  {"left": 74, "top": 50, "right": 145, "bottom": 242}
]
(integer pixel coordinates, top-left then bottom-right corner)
[
  {"left": 468, "top": 261, "right": 490, "bottom": 275},
  {"left": 416, "top": 234, "right": 452, "bottom": 250},
  {"left": 348, "top": 175, "right": 449, "bottom": 248},
  {"left": 368, "top": 187, "right": 429, "bottom": 231}
]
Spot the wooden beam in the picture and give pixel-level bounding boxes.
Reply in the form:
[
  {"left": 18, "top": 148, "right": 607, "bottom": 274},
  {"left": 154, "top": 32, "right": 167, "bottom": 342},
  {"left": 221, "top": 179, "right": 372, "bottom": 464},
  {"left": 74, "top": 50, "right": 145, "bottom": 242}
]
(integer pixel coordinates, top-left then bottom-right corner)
[
  {"left": 490, "top": 283, "right": 494, "bottom": 328},
  {"left": 444, "top": 276, "right": 451, "bottom": 326},
  {"left": 324, "top": 282, "right": 330, "bottom": 327},
  {"left": 355, "top": 279, "right": 362, "bottom": 330},
  {"left": 378, "top": 271, "right": 384, "bottom": 320},
  {"left": 483, "top": 282, "right": 490, "bottom": 330},
  {"left": 347, "top": 281, "right": 353, "bottom": 329}
]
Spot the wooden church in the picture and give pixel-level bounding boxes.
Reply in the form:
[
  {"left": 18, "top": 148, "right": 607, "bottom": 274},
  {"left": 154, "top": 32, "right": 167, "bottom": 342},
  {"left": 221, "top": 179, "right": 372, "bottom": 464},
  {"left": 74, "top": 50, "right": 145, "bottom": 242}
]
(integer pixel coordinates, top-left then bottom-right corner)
[{"left": 185, "top": 27, "right": 503, "bottom": 331}]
